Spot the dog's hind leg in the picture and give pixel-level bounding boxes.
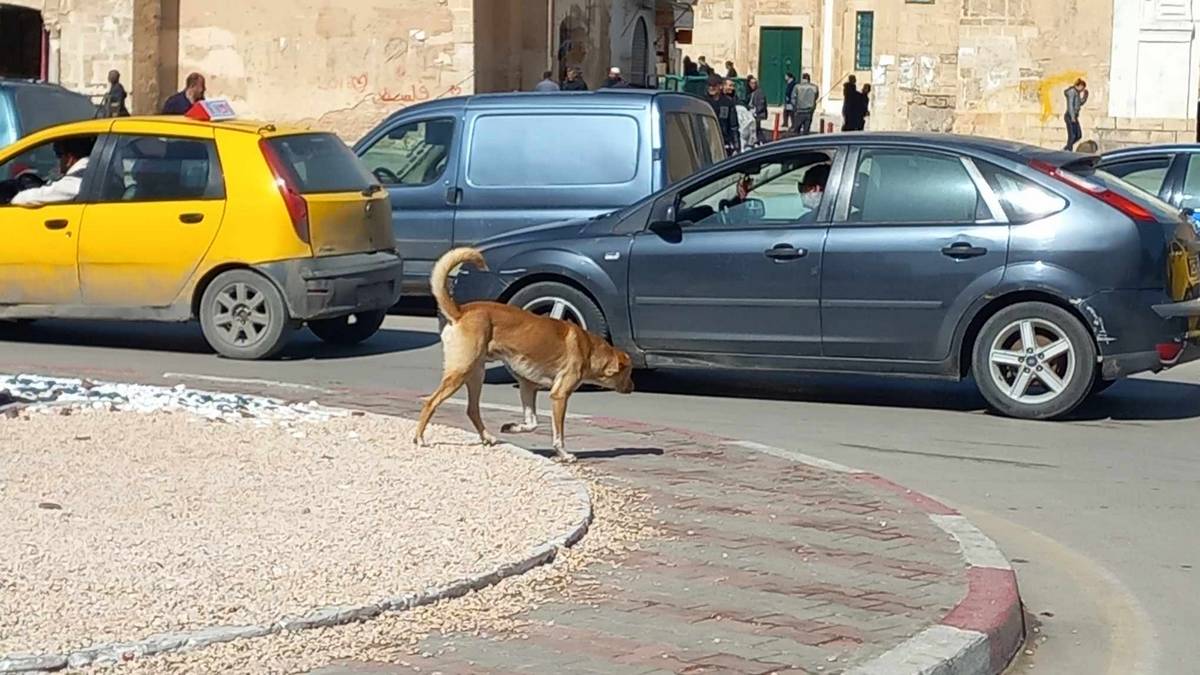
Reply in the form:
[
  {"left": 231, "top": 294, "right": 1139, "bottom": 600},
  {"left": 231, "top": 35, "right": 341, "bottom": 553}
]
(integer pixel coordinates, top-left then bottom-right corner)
[
  {"left": 501, "top": 377, "right": 539, "bottom": 434},
  {"left": 413, "top": 371, "right": 468, "bottom": 446},
  {"left": 465, "top": 363, "right": 497, "bottom": 446}
]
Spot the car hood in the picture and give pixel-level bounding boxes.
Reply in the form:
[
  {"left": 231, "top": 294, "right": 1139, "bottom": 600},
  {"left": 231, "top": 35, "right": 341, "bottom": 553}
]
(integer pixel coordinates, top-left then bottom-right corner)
[{"left": 476, "top": 214, "right": 617, "bottom": 252}]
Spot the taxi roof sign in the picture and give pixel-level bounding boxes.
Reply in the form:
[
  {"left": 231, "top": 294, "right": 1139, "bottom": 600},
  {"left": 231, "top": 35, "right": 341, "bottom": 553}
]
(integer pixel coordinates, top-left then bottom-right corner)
[{"left": 184, "top": 99, "right": 237, "bottom": 122}]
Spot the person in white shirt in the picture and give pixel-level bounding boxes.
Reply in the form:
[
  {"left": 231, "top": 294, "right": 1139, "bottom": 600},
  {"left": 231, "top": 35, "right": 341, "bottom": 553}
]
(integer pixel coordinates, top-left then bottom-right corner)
[{"left": 12, "top": 137, "right": 94, "bottom": 207}]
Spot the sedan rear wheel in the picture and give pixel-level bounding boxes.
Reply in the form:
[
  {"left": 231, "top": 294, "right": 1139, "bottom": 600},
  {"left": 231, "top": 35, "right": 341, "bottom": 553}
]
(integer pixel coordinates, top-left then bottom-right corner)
[{"left": 972, "top": 302, "right": 1095, "bottom": 420}]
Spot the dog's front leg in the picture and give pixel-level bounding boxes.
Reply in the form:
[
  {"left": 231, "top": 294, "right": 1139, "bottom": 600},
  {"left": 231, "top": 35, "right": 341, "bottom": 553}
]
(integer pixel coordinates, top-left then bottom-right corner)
[
  {"left": 548, "top": 374, "right": 580, "bottom": 462},
  {"left": 501, "top": 377, "right": 540, "bottom": 434}
]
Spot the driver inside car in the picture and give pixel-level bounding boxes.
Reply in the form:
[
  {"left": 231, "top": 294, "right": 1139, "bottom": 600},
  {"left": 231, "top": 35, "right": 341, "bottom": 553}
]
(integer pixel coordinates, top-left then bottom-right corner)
[
  {"left": 8, "top": 137, "right": 95, "bottom": 207},
  {"left": 797, "top": 162, "right": 830, "bottom": 222}
]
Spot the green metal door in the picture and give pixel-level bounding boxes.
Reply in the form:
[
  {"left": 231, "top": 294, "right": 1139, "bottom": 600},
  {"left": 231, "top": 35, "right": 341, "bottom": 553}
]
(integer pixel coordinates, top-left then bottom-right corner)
[{"left": 758, "top": 27, "right": 802, "bottom": 106}]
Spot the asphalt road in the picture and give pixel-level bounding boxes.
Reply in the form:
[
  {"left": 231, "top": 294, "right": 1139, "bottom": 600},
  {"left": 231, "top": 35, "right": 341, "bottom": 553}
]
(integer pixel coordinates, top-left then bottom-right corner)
[{"left": 3, "top": 314, "right": 1197, "bottom": 674}]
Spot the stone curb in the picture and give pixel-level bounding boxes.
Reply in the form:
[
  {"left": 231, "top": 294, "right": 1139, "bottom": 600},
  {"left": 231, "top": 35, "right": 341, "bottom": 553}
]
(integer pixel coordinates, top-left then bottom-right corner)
[
  {"left": 729, "top": 440, "right": 1024, "bottom": 675},
  {"left": 0, "top": 397, "right": 592, "bottom": 673}
]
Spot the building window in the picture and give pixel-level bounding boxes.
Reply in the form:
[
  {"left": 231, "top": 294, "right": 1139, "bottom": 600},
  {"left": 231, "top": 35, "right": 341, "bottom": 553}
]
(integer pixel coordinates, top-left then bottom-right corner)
[
  {"left": 905, "top": 0, "right": 935, "bottom": 4},
  {"left": 854, "top": 12, "right": 874, "bottom": 71}
]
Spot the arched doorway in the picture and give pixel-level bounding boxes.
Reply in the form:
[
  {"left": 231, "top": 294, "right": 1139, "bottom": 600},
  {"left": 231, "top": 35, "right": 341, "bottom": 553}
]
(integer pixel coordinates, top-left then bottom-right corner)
[
  {"left": 630, "top": 16, "right": 649, "bottom": 87},
  {"left": 557, "top": 16, "right": 588, "bottom": 82},
  {"left": 0, "top": 4, "right": 45, "bottom": 79}
]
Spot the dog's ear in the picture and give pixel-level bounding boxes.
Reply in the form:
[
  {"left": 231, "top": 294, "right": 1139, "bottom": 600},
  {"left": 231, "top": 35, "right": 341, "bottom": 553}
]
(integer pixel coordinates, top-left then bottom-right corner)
[{"left": 603, "top": 351, "right": 630, "bottom": 377}]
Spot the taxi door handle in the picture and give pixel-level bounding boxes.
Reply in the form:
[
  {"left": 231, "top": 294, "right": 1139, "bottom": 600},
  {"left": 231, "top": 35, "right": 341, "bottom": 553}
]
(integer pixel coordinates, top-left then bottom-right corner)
[
  {"left": 179, "top": 213, "right": 205, "bottom": 224},
  {"left": 44, "top": 219, "right": 68, "bottom": 230}
]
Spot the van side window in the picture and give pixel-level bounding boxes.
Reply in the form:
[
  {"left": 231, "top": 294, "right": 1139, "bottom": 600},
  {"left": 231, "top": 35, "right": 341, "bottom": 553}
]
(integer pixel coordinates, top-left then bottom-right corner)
[
  {"left": 467, "top": 114, "right": 639, "bottom": 187},
  {"left": 99, "top": 135, "right": 224, "bottom": 202},
  {"left": 665, "top": 113, "right": 702, "bottom": 184},
  {"left": 360, "top": 118, "right": 455, "bottom": 186}
]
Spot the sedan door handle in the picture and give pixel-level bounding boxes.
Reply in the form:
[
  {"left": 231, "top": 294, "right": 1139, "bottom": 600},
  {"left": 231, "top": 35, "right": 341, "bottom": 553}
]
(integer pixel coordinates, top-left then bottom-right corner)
[
  {"left": 179, "top": 213, "right": 205, "bottom": 224},
  {"left": 43, "top": 219, "right": 68, "bottom": 230},
  {"left": 764, "top": 244, "right": 807, "bottom": 261},
  {"left": 941, "top": 242, "right": 988, "bottom": 259}
]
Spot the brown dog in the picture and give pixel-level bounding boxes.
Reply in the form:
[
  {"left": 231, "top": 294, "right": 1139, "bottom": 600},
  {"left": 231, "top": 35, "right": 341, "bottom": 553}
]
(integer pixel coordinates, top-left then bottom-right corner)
[{"left": 414, "top": 248, "right": 635, "bottom": 461}]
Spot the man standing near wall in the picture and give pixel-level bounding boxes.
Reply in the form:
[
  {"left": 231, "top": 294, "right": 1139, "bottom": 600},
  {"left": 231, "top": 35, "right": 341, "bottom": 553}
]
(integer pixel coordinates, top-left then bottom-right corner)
[
  {"left": 792, "top": 73, "right": 819, "bottom": 136},
  {"left": 707, "top": 75, "right": 740, "bottom": 154},
  {"left": 162, "top": 73, "right": 206, "bottom": 115},
  {"left": 534, "top": 71, "right": 560, "bottom": 92},
  {"left": 1063, "top": 78, "right": 1089, "bottom": 151},
  {"left": 783, "top": 73, "right": 797, "bottom": 130}
]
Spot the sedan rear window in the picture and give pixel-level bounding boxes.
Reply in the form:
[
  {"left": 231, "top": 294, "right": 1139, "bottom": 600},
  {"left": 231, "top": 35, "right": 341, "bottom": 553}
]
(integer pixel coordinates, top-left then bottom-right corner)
[{"left": 265, "top": 133, "right": 374, "bottom": 194}]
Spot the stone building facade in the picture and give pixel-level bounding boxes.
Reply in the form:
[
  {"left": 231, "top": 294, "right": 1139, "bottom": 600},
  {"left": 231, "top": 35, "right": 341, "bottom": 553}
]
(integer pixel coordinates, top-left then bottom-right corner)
[
  {"left": 0, "top": 0, "right": 689, "bottom": 140},
  {"left": 683, "top": 0, "right": 1199, "bottom": 149}
]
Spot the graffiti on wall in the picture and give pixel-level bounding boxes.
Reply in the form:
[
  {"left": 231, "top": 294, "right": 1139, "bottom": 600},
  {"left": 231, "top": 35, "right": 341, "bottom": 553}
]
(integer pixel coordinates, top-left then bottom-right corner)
[{"left": 1035, "top": 70, "right": 1086, "bottom": 122}]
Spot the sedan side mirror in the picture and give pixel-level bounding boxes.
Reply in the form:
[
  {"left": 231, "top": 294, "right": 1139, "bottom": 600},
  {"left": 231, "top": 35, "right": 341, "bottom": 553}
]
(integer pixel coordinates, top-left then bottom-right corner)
[{"left": 648, "top": 219, "right": 684, "bottom": 243}]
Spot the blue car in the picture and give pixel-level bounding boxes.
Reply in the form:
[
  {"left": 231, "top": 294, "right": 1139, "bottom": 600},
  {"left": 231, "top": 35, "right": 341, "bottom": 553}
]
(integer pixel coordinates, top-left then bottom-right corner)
[
  {"left": 1098, "top": 144, "right": 1200, "bottom": 227},
  {"left": 452, "top": 133, "right": 1200, "bottom": 420}
]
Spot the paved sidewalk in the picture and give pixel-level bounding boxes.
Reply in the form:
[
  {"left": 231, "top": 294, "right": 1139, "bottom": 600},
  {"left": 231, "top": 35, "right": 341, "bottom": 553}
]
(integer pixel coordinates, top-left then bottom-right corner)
[
  {"left": 299, "top": 386, "right": 1024, "bottom": 675},
  {"left": 1, "top": 368, "right": 1024, "bottom": 674}
]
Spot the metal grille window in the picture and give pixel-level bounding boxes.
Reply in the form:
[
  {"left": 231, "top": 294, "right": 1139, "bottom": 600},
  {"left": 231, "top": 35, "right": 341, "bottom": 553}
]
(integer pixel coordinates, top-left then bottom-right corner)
[{"left": 854, "top": 11, "right": 874, "bottom": 71}]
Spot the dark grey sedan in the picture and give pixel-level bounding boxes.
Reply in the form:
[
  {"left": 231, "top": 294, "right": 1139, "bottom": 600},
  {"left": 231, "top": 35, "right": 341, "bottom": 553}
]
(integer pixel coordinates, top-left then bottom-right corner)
[{"left": 452, "top": 133, "right": 1200, "bottom": 420}]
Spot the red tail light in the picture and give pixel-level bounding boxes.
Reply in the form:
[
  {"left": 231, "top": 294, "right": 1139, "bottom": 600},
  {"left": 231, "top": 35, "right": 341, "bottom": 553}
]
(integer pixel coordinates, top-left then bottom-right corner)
[
  {"left": 258, "top": 139, "right": 310, "bottom": 244},
  {"left": 1157, "top": 341, "right": 1184, "bottom": 365},
  {"left": 1030, "top": 159, "right": 1154, "bottom": 223}
]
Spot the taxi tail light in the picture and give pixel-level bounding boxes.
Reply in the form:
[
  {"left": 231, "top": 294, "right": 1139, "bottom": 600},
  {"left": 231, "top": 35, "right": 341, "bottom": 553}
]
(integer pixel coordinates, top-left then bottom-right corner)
[
  {"left": 258, "top": 139, "right": 310, "bottom": 244},
  {"left": 1156, "top": 341, "right": 1184, "bottom": 365},
  {"left": 1030, "top": 159, "right": 1155, "bottom": 223}
]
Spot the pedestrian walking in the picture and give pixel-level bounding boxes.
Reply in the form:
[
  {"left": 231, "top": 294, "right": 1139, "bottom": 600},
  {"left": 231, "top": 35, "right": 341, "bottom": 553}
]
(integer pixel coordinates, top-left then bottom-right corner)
[
  {"left": 1063, "top": 78, "right": 1089, "bottom": 151},
  {"left": 706, "top": 76, "right": 740, "bottom": 155},
  {"left": 841, "top": 75, "right": 866, "bottom": 131},
  {"left": 98, "top": 70, "right": 130, "bottom": 118},
  {"left": 747, "top": 75, "right": 768, "bottom": 143},
  {"left": 534, "top": 70, "right": 560, "bottom": 92},
  {"left": 697, "top": 56, "right": 713, "bottom": 77},
  {"left": 601, "top": 66, "right": 630, "bottom": 89},
  {"left": 562, "top": 67, "right": 588, "bottom": 91},
  {"left": 860, "top": 83, "right": 872, "bottom": 130},
  {"left": 791, "top": 73, "right": 819, "bottom": 136},
  {"left": 162, "top": 72, "right": 206, "bottom": 114},
  {"left": 683, "top": 56, "right": 699, "bottom": 77},
  {"left": 725, "top": 61, "right": 739, "bottom": 79},
  {"left": 782, "top": 72, "right": 797, "bottom": 130}
]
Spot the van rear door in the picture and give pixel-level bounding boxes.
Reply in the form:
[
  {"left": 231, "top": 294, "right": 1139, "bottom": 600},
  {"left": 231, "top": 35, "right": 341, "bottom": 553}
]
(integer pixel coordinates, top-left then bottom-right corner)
[{"left": 261, "top": 133, "right": 393, "bottom": 258}]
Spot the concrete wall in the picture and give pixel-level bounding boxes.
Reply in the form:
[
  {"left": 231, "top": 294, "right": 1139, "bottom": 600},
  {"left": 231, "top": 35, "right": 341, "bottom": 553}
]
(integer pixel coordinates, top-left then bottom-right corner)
[
  {"left": 688, "top": 0, "right": 1198, "bottom": 149},
  {"left": 174, "top": 0, "right": 474, "bottom": 141},
  {"left": 7, "top": 0, "right": 135, "bottom": 102}
]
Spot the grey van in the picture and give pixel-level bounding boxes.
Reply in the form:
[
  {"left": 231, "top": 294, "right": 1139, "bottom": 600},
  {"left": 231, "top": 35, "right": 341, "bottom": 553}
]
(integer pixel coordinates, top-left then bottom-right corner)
[
  {"left": 352, "top": 90, "right": 725, "bottom": 294},
  {"left": 0, "top": 79, "right": 97, "bottom": 147}
]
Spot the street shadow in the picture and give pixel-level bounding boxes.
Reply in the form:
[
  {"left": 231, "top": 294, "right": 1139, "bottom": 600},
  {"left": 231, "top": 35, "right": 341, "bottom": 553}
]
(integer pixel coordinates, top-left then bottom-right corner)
[
  {"left": 523, "top": 446, "right": 665, "bottom": 461},
  {"left": 0, "top": 321, "right": 439, "bottom": 360},
  {"left": 566, "top": 367, "right": 1200, "bottom": 423},
  {"left": 1067, "top": 378, "right": 1200, "bottom": 422}
]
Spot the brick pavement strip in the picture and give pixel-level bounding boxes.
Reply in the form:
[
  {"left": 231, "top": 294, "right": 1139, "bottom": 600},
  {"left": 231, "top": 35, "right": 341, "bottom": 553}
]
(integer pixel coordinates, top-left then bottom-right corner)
[{"left": 0, "top": 369, "right": 1024, "bottom": 674}]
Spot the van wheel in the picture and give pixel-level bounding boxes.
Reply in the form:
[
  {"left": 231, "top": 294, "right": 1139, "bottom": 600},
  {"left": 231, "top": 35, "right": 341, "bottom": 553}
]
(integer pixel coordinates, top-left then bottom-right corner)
[
  {"left": 199, "top": 270, "right": 295, "bottom": 360},
  {"left": 508, "top": 282, "right": 608, "bottom": 338},
  {"left": 971, "top": 302, "right": 1096, "bottom": 420},
  {"left": 309, "top": 310, "right": 387, "bottom": 346}
]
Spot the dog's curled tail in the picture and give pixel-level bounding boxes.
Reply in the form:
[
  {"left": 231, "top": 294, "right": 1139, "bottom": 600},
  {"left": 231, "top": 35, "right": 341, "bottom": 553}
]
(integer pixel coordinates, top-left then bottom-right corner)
[{"left": 431, "top": 247, "right": 488, "bottom": 324}]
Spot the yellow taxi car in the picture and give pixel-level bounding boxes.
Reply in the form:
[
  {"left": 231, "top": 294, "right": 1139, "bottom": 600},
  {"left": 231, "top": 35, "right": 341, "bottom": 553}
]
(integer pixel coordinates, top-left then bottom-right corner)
[{"left": 0, "top": 114, "right": 401, "bottom": 359}]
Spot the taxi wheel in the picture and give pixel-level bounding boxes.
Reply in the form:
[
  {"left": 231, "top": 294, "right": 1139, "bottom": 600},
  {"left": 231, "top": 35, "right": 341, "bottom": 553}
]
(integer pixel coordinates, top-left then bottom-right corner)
[
  {"left": 199, "top": 270, "right": 295, "bottom": 360},
  {"left": 308, "top": 310, "right": 387, "bottom": 346}
]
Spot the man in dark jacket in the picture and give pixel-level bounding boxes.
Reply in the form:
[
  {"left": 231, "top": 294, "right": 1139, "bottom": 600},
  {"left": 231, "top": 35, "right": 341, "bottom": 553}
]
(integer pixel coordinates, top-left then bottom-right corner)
[
  {"left": 601, "top": 67, "right": 631, "bottom": 89},
  {"left": 162, "top": 72, "right": 206, "bottom": 114},
  {"left": 782, "top": 72, "right": 797, "bottom": 129},
  {"left": 99, "top": 70, "right": 130, "bottom": 117},
  {"left": 707, "top": 76, "right": 740, "bottom": 154},
  {"left": 562, "top": 67, "right": 588, "bottom": 91},
  {"left": 841, "top": 75, "right": 866, "bottom": 131}
]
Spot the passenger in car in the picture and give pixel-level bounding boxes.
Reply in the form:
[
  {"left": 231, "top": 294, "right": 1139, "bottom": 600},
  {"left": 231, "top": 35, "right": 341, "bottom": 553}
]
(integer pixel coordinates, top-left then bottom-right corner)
[{"left": 11, "top": 136, "right": 94, "bottom": 207}]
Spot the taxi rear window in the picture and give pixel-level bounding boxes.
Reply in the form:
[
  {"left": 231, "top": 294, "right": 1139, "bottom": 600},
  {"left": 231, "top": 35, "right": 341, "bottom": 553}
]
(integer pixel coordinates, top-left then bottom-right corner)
[{"left": 264, "top": 133, "right": 374, "bottom": 194}]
